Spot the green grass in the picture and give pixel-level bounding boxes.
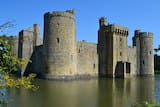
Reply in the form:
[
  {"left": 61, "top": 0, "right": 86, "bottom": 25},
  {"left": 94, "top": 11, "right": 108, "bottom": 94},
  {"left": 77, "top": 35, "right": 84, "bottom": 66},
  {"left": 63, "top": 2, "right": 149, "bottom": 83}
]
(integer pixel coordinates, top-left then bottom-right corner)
[{"left": 132, "top": 101, "right": 160, "bottom": 107}]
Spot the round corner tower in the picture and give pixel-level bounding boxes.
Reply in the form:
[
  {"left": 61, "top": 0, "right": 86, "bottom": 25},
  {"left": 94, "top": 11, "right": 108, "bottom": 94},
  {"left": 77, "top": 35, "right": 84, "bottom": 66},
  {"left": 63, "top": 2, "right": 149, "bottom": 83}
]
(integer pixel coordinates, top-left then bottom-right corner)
[
  {"left": 139, "top": 32, "right": 154, "bottom": 76},
  {"left": 43, "top": 10, "right": 77, "bottom": 78}
]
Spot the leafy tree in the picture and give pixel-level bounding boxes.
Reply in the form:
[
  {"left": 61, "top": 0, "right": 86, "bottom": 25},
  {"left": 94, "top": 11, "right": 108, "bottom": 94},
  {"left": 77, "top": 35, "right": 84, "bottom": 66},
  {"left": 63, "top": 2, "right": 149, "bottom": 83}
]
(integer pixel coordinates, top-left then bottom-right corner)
[
  {"left": 0, "top": 39, "right": 18, "bottom": 73},
  {"left": 0, "top": 21, "right": 38, "bottom": 104},
  {"left": 0, "top": 39, "right": 37, "bottom": 86}
]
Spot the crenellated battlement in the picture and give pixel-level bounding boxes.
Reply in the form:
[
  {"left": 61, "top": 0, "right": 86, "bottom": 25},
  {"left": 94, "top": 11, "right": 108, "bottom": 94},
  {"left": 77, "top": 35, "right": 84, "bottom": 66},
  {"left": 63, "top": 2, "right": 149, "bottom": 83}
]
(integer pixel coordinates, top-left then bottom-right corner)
[
  {"left": 99, "top": 18, "right": 129, "bottom": 36},
  {"left": 99, "top": 17, "right": 107, "bottom": 28},
  {"left": 16, "top": 10, "right": 154, "bottom": 79},
  {"left": 134, "top": 30, "right": 153, "bottom": 38},
  {"left": 139, "top": 32, "right": 153, "bottom": 38},
  {"left": 44, "top": 10, "right": 75, "bottom": 19},
  {"left": 106, "top": 24, "right": 129, "bottom": 36}
]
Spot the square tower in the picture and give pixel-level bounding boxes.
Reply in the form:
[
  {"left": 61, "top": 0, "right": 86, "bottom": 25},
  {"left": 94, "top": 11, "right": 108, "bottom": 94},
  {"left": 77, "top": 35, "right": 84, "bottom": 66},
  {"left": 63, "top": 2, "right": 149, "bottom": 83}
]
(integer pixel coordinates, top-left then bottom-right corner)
[{"left": 98, "top": 17, "right": 129, "bottom": 77}]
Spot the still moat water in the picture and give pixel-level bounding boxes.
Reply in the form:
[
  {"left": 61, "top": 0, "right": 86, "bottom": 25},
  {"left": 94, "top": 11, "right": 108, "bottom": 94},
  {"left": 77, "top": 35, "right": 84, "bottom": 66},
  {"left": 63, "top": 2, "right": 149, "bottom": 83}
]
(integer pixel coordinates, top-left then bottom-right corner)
[{"left": 3, "top": 75, "right": 160, "bottom": 107}]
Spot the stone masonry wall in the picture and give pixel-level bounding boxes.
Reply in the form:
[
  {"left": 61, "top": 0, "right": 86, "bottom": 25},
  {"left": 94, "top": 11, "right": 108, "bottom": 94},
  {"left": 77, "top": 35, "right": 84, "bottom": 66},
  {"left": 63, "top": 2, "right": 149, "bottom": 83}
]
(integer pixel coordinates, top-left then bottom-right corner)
[
  {"left": 77, "top": 41, "right": 98, "bottom": 77},
  {"left": 127, "top": 46, "right": 137, "bottom": 76},
  {"left": 18, "top": 24, "right": 42, "bottom": 76},
  {"left": 139, "top": 32, "right": 154, "bottom": 75},
  {"left": 24, "top": 45, "right": 44, "bottom": 76},
  {"left": 10, "top": 36, "right": 19, "bottom": 57},
  {"left": 43, "top": 10, "right": 78, "bottom": 79},
  {"left": 14, "top": 10, "right": 154, "bottom": 79}
]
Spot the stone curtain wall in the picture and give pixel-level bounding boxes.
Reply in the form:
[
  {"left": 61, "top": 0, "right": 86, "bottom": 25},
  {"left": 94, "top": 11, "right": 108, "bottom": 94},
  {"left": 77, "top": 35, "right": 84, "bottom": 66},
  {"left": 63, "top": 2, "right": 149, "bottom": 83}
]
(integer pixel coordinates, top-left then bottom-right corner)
[
  {"left": 77, "top": 41, "right": 98, "bottom": 77},
  {"left": 127, "top": 46, "right": 137, "bottom": 76},
  {"left": 12, "top": 10, "right": 154, "bottom": 79}
]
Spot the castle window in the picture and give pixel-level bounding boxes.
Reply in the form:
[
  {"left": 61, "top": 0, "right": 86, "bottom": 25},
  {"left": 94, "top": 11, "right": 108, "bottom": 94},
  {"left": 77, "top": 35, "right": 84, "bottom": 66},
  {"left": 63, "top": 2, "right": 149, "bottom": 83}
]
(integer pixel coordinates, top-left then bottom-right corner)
[
  {"left": 93, "top": 64, "right": 96, "bottom": 69},
  {"left": 57, "top": 38, "right": 60, "bottom": 43},
  {"left": 143, "top": 60, "right": 145, "bottom": 64},
  {"left": 150, "top": 51, "right": 152, "bottom": 55},
  {"left": 78, "top": 49, "right": 80, "bottom": 53},
  {"left": 120, "top": 52, "right": 122, "bottom": 56},
  {"left": 120, "top": 38, "right": 122, "bottom": 42}
]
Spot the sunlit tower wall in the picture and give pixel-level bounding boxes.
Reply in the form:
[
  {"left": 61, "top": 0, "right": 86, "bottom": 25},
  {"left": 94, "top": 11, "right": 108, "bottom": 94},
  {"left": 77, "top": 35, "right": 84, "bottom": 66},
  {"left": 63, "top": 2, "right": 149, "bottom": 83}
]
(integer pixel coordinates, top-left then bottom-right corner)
[
  {"left": 33, "top": 24, "right": 42, "bottom": 46},
  {"left": 139, "top": 32, "right": 154, "bottom": 76},
  {"left": 98, "top": 17, "right": 128, "bottom": 77},
  {"left": 133, "top": 30, "right": 154, "bottom": 76},
  {"left": 132, "top": 30, "right": 141, "bottom": 75},
  {"left": 43, "top": 10, "right": 78, "bottom": 79},
  {"left": 109, "top": 24, "right": 128, "bottom": 77}
]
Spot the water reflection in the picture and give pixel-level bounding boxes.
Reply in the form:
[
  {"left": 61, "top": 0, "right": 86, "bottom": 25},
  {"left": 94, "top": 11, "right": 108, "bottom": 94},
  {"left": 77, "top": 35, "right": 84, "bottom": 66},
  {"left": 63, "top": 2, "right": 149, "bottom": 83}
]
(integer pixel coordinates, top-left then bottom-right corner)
[
  {"left": 40, "top": 80, "right": 99, "bottom": 107},
  {"left": 6, "top": 77, "right": 156, "bottom": 107},
  {"left": 8, "top": 79, "right": 99, "bottom": 107},
  {"left": 155, "top": 75, "right": 160, "bottom": 101},
  {"left": 98, "top": 77, "right": 155, "bottom": 107}
]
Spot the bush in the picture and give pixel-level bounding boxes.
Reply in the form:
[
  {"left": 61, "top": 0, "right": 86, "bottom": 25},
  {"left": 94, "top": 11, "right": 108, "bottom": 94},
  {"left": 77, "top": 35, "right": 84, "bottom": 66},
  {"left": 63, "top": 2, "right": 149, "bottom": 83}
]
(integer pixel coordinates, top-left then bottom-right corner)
[{"left": 132, "top": 101, "right": 160, "bottom": 107}]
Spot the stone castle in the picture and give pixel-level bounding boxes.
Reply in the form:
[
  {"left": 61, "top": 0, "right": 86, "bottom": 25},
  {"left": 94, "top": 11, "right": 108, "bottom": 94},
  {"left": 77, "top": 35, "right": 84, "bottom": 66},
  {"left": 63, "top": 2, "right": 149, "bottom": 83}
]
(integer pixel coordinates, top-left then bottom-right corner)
[{"left": 11, "top": 10, "right": 154, "bottom": 79}]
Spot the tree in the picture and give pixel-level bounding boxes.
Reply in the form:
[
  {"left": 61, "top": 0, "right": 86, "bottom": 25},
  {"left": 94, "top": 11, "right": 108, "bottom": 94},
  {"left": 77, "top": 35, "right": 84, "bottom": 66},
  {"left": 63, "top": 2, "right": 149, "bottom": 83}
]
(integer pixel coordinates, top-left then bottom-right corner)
[
  {"left": 0, "top": 39, "right": 18, "bottom": 73},
  {"left": 0, "top": 21, "right": 14, "bottom": 33},
  {"left": 154, "top": 45, "right": 160, "bottom": 56},
  {"left": 0, "top": 21, "right": 37, "bottom": 104}
]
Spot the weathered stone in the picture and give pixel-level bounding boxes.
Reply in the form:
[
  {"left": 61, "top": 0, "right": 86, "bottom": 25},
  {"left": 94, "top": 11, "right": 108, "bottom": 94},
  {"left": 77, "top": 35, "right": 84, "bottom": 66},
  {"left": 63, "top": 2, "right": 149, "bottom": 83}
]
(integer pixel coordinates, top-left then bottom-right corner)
[
  {"left": 43, "top": 10, "right": 78, "bottom": 77},
  {"left": 133, "top": 31, "right": 154, "bottom": 76},
  {"left": 10, "top": 10, "right": 154, "bottom": 79},
  {"left": 98, "top": 17, "right": 154, "bottom": 78},
  {"left": 17, "top": 24, "right": 42, "bottom": 76}
]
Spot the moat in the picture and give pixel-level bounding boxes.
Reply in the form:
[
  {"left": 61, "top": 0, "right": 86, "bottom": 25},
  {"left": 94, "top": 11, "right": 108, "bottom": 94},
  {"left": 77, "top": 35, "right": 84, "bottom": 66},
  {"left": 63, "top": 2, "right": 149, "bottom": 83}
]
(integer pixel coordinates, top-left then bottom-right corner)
[{"left": 2, "top": 75, "right": 159, "bottom": 107}]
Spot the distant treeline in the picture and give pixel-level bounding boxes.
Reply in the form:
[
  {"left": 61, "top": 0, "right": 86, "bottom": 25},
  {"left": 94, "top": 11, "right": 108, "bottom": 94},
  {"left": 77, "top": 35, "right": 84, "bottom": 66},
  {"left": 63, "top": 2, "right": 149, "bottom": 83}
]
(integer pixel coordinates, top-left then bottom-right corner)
[{"left": 154, "top": 55, "right": 160, "bottom": 73}]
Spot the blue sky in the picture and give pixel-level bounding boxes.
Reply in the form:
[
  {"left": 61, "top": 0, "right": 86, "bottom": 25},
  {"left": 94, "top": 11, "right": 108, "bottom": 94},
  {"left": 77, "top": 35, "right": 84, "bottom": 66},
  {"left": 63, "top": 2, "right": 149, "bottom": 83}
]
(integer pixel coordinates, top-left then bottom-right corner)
[{"left": 0, "top": 0, "right": 159, "bottom": 49}]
